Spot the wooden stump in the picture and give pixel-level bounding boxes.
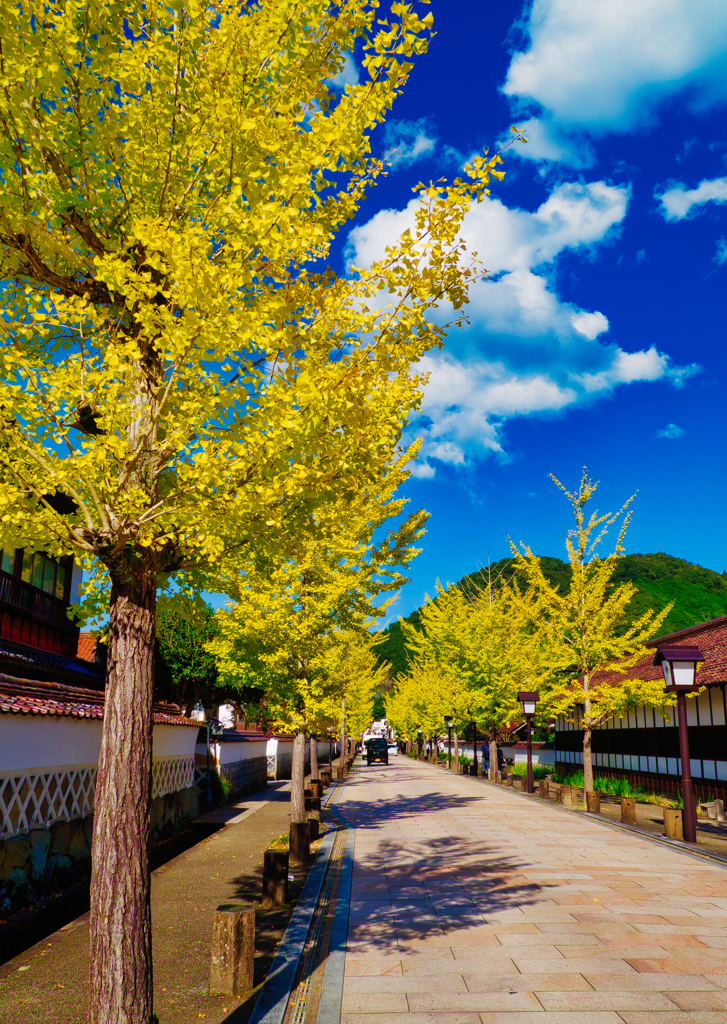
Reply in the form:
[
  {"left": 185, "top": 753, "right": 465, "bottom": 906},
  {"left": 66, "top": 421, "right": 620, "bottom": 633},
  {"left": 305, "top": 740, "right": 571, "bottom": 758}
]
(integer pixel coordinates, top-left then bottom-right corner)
[
  {"left": 262, "top": 849, "right": 288, "bottom": 908},
  {"left": 620, "top": 797, "right": 637, "bottom": 825},
  {"left": 310, "top": 780, "right": 323, "bottom": 800},
  {"left": 663, "top": 807, "right": 684, "bottom": 841},
  {"left": 320, "top": 770, "right": 331, "bottom": 788},
  {"left": 538, "top": 780, "right": 549, "bottom": 799},
  {"left": 210, "top": 903, "right": 255, "bottom": 997},
  {"left": 305, "top": 795, "right": 321, "bottom": 822},
  {"left": 289, "top": 821, "right": 311, "bottom": 865},
  {"left": 560, "top": 784, "right": 572, "bottom": 806},
  {"left": 586, "top": 791, "right": 601, "bottom": 814}
]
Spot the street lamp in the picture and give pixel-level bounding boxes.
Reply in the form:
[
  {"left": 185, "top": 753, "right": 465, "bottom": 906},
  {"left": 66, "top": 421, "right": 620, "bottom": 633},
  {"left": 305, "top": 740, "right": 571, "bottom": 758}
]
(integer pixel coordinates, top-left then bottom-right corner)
[
  {"left": 445, "top": 716, "right": 453, "bottom": 770},
  {"left": 204, "top": 713, "right": 225, "bottom": 806},
  {"left": 417, "top": 728, "right": 423, "bottom": 759},
  {"left": 518, "top": 692, "right": 539, "bottom": 794},
  {"left": 654, "top": 645, "right": 706, "bottom": 843}
]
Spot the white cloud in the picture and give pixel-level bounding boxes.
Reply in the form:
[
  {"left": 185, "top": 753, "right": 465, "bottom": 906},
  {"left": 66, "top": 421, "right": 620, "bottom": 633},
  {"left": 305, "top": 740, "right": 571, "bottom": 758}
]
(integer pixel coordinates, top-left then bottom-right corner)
[
  {"left": 348, "top": 178, "right": 697, "bottom": 476},
  {"left": 656, "top": 423, "right": 685, "bottom": 439},
  {"left": 658, "top": 177, "right": 727, "bottom": 221},
  {"left": 502, "top": 0, "right": 727, "bottom": 164},
  {"left": 383, "top": 119, "right": 437, "bottom": 169},
  {"left": 716, "top": 238, "right": 727, "bottom": 265},
  {"left": 330, "top": 53, "right": 359, "bottom": 90}
]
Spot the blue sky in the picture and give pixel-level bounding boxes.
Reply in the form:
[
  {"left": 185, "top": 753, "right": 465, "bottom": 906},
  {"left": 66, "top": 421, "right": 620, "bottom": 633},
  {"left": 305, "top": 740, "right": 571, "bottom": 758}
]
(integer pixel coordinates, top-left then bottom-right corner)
[{"left": 343, "top": 0, "right": 727, "bottom": 621}]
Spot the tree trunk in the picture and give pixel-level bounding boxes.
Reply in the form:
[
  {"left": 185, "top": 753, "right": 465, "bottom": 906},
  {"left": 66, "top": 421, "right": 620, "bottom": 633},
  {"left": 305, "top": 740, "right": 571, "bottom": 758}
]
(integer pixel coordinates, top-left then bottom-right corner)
[
  {"left": 583, "top": 724, "right": 594, "bottom": 793},
  {"left": 339, "top": 703, "right": 345, "bottom": 777},
  {"left": 89, "top": 571, "right": 156, "bottom": 1024},
  {"left": 290, "top": 730, "right": 306, "bottom": 824},
  {"left": 489, "top": 724, "right": 497, "bottom": 782},
  {"left": 310, "top": 735, "right": 319, "bottom": 780},
  {"left": 583, "top": 681, "right": 594, "bottom": 793}
]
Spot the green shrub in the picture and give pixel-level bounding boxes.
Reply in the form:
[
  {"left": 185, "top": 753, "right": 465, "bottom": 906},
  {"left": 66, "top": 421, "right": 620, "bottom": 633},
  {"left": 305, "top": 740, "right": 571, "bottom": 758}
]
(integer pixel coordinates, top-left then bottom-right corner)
[{"left": 509, "top": 762, "right": 551, "bottom": 780}]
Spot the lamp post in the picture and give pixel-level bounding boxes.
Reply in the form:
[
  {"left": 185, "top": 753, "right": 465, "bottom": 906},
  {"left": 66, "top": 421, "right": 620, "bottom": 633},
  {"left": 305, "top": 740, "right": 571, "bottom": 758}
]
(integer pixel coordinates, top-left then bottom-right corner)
[
  {"left": 654, "top": 645, "right": 706, "bottom": 844},
  {"left": 205, "top": 712, "right": 225, "bottom": 806},
  {"left": 417, "top": 728, "right": 423, "bottom": 760},
  {"left": 518, "top": 692, "right": 539, "bottom": 794},
  {"left": 471, "top": 718, "right": 478, "bottom": 777},
  {"left": 445, "top": 716, "right": 453, "bottom": 770}
]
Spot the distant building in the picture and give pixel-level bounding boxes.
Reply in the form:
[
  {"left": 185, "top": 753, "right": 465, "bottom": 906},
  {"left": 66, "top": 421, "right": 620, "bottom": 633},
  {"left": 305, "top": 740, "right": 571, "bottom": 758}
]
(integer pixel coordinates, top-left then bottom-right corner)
[
  {"left": 0, "top": 546, "right": 103, "bottom": 689},
  {"left": 555, "top": 615, "right": 727, "bottom": 802}
]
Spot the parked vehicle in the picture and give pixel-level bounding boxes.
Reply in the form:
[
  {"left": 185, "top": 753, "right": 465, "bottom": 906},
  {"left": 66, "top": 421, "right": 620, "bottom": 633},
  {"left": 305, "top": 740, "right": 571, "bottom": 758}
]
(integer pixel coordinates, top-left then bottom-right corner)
[
  {"left": 387, "top": 741, "right": 399, "bottom": 757},
  {"left": 366, "top": 738, "right": 389, "bottom": 765}
]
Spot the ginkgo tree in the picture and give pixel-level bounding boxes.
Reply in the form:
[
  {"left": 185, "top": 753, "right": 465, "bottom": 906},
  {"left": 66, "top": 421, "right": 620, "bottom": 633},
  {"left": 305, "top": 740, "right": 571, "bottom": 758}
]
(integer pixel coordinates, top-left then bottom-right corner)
[
  {"left": 0, "top": 2, "right": 512, "bottom": 1021},
  {"left": 208, "top": 448, "right": 426, "bottom": 827},
  {"left": 511, "top": 469, "right": 673, "bottom": 795}
]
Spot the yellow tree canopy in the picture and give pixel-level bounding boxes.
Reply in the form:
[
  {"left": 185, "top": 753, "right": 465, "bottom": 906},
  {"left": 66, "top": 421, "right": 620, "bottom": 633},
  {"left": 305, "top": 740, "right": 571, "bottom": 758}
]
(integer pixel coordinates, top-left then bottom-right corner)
[
  {"left": 511, "top": 468, "right": 673, "bottom": 790},
  {"left": 0, "top": 0, "right": 502, "bottom": 588},
  {"left": 208, "top": 449, "right": 424, "bottom": 734}
]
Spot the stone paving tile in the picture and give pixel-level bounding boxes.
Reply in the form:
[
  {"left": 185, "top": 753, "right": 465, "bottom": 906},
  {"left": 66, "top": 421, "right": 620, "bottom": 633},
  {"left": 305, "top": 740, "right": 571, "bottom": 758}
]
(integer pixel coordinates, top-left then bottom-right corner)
[{"left": 336, "top": 759, "right": 727, "bottom": 1024}]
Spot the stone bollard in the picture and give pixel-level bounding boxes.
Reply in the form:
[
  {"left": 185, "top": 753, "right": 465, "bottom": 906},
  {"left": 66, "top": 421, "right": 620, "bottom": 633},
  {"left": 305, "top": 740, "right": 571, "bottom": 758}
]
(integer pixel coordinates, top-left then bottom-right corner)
[
  {"left": 586, "top": 791, "right": 601, "bottom": 814},
  {"left": 210, "top": 903, "right": 255, "bottom": 997},
  {"left": 538, "top": 780, "right": 549, "bottom": 799},
  {"left": 310, "top": 780, "right": 323, "bottom": 800},
  {"left": 262, "top": 849, "right": 288, "bottom": 908},
  {"left": 561, "top": 784, "right": 572, "bottom": 806},
  {"left": 289, "top": 821, "right": 311, "bottom": 865},
  {"left": 663, "top": 807, "right": 684, "bottom": 841},
  {"left": 620, "top": 797, "right": 637, "bottom": 825}
]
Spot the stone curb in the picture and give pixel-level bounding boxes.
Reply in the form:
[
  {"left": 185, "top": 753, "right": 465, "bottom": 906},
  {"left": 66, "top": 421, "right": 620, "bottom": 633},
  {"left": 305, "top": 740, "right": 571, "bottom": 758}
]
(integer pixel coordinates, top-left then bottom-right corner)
[
  {"left": 409, "top": 755, "right": 727, "bottom": 872},
  {"left": 248, "top": 775, "right": 349, "bottom": 1024}
]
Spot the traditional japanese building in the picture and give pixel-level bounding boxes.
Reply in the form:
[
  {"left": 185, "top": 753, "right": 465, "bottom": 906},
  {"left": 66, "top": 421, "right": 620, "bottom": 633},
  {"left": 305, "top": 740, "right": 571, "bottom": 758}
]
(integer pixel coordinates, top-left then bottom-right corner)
[
  {"left": 555, "top": 615, "right": 727, "bottom": 802},
  {"left": 0, "top": 546, "right": 103, "bottom": 689}
]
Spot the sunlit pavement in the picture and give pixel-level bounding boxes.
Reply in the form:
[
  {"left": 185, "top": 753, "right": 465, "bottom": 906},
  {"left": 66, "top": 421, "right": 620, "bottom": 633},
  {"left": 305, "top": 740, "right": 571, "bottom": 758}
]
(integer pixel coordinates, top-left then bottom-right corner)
[{"left": 335, "top": 756, "right": 727, "bottom": 1024}]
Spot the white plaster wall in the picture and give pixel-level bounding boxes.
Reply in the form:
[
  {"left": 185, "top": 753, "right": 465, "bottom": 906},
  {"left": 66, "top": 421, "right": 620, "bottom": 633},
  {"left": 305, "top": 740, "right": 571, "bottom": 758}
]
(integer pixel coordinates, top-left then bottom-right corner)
[
  {"left": 152, "top": 724, "right": 198, "bottom": 757},
  {"left": 212, "top": 739, "right": 268, "bottom": 764},
  {"left": 0, "top": 715, "right": 197, "bottom": 771},
  {"left": 0, "top": 715, "right": 101, "bottom": 771}
]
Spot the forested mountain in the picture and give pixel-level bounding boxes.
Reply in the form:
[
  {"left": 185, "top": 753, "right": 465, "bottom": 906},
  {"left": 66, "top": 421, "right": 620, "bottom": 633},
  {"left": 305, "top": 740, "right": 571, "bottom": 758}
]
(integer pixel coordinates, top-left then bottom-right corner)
[{"left": 375, "top": 553, "right": 727, "bottom": 677}]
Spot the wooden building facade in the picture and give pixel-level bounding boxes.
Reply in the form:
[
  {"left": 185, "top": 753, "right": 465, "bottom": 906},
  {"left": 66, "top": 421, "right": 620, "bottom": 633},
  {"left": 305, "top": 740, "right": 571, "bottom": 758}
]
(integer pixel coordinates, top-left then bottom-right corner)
[{"left": 554, "top": 616, "right": 727, "bottom": 802}]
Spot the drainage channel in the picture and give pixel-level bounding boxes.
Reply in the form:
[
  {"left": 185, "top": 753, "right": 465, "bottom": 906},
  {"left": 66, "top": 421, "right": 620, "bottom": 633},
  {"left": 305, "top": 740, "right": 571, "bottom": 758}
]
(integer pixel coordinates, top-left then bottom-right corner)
[{"left": 281, "top": 762, "right": 357, "bottom": 1024}]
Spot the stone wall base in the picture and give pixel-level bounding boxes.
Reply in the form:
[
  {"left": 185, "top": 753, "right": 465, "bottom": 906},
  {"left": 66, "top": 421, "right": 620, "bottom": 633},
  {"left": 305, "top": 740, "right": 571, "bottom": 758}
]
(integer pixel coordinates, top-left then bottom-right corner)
[{"left": 0, "top": 784, "right": 199, "bottom": 917}]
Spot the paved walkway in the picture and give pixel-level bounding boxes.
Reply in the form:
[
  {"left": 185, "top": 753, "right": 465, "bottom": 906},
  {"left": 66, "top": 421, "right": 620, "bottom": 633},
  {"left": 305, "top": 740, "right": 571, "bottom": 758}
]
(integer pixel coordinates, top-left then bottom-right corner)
[{"left": 337, "top": 757, "right": 727, "bottom": 1024}]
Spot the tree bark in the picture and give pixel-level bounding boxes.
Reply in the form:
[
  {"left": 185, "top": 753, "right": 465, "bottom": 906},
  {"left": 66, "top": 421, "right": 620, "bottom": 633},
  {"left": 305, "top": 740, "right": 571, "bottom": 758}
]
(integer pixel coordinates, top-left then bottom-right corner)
[
  {"left": 89, "top": 570, "right": 156, "bottom": 1024},
  {"left": 310, "top": 734, "right": 319, "bottom": 781},
  {"left": 489, "top": 723, "right": 498, "bottom": 782},
  {"left": 583, "top": 681, "right": 594, "bottom": 793},
  {"left": 290, "top": 729, "right": 306, "bottom": 824},
  {"left": 583, "top": 723, "right": 594, "bottom": 793}
]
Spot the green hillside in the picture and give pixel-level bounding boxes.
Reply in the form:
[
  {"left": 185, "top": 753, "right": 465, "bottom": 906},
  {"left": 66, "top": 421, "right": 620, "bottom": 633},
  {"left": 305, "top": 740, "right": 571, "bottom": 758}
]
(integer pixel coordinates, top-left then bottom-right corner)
[{"left": 375, "top": 553, "right": 727, "bottom": 677}]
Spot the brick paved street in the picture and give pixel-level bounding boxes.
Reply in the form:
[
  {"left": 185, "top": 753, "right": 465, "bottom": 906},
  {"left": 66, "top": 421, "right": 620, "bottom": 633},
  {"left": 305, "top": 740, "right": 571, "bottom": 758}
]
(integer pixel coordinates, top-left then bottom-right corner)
[{"left": 338, "top": 757, "right": 727, "bottom": 1024}]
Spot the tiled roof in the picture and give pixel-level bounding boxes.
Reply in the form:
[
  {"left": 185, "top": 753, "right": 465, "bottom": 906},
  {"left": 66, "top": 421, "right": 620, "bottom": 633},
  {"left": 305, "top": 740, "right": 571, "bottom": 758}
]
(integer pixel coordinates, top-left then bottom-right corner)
[
  {"left": 75, "top": 632, "right": 97, "bottom": 663},
  {"left": 593, "top": 615, "right": 727, "bottom": 688},
  {"left": 0, "top": 674, "right": 198, "bottom": 726},
  {"left": 0, "top": 638, "right": 103, "bottom": 680}
]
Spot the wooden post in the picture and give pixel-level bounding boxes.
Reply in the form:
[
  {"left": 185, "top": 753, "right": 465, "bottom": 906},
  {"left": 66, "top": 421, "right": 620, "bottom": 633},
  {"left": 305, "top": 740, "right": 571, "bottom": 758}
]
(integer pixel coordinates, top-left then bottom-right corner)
[
  {"left": 310, "top": 780, "right": 323, "bottom": 800},
  {"left": 620, "top": 797, "right": 637, "bottom": 825},
  {"left": 305, "top": 795, "right": 321, "bottom": 821},
  {"left": 289, "top": 821, "right": 311, "bottom": 865},
  {"left": 320, "top": 769, "right": 331, "bottom": 788},
  {"left": 664, "top": 807, "right": 684, "bottom": 840},
  {"left": 309, "top": 819, "right": 320, "bottom": 842},
  {"left": 586, "top": 791, "right": 601, "bottom": 814},
  {"left": 210, "top": 903, "right": 255, "bottom": 997},
  {"left": 538, "top": 780, "right": 548, "bottom": 799},
  {"left": 561, "top": 784, "right": 572, "bottom": 806},
  {"left": 262, "top": 850, "right": 288, "bottom": 908}
]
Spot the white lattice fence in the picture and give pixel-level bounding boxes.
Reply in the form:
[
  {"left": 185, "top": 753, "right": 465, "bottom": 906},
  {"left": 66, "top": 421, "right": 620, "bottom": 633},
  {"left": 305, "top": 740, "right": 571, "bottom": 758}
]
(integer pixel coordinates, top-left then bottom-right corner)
[
  {"left": 151, "top": 755, "right": 194, "bottom": 799},
  {"left": 0, "top": 755, "right": 195, "bottom": 840},
  {"left": 0, "top": 765, "right": 96, "bottom": 840}
]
